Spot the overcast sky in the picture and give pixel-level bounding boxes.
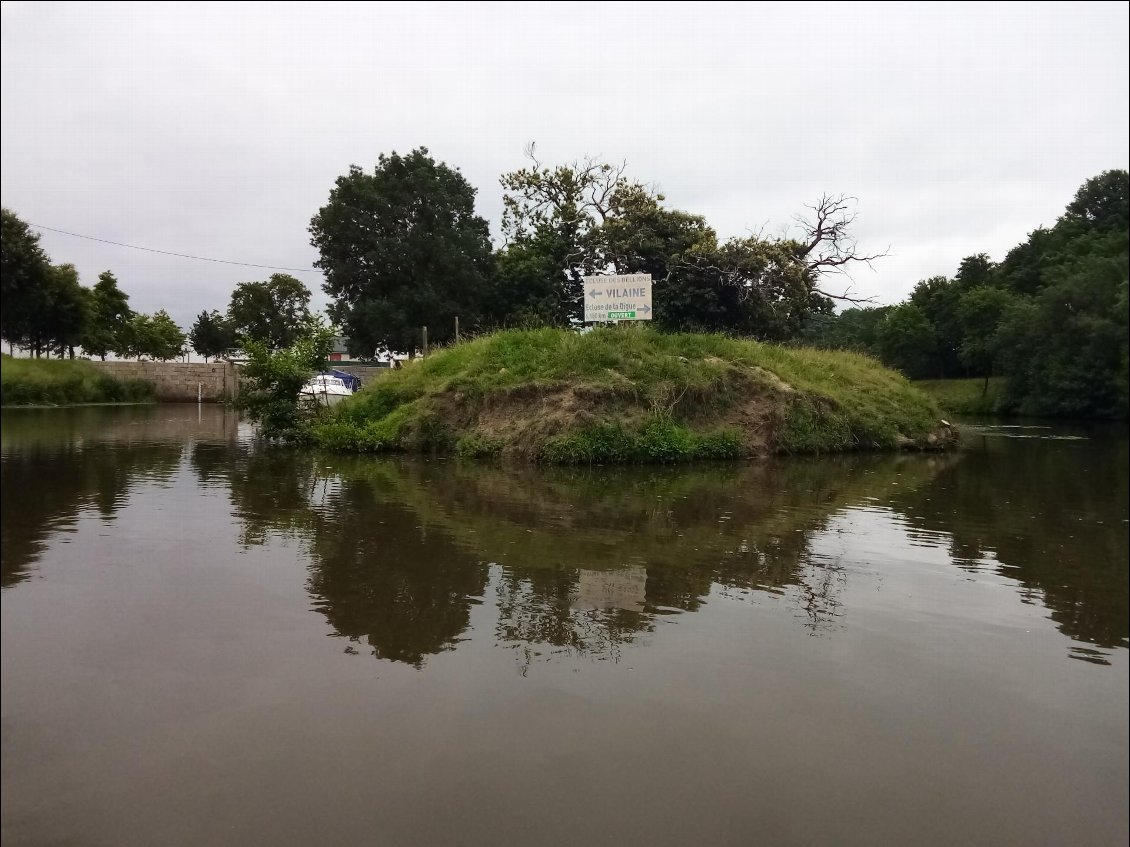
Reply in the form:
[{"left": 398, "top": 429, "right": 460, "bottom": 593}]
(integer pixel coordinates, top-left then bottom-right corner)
[{"left": 2, "top": 1, "right": 1128, "bottom": 329}]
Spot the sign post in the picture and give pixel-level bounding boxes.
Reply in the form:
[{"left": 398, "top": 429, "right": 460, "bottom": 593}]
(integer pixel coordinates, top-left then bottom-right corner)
[{"left": 583, "top": 273, "right": 653, "bottom": 323}]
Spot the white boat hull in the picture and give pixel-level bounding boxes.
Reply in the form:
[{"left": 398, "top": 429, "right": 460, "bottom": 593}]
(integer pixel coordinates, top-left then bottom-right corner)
[{"left": 301, "top": 388, "right": 349, "bottom": 407}]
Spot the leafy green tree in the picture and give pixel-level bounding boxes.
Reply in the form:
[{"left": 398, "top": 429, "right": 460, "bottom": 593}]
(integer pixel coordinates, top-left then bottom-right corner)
[
  {"left": 876, "top": 303, "right": 938, "bottom": 379},
  {"left": 499, "top": 148, "right": 628, "bottom": 326},
  {"left": 310, "top": 148, "right": 492, "bottom": 356},
  {"left": 499, "top": 150, "right": 877, "bottom": 337},
  {"left": 1, "top": 208, "right": 53, "bottom": 355},
  {"left": 124, "top": 313, "right": 154, "bottom": 361},
  {"left": 147, "top": 310, "right": 187, "bottom": 360},
  {"left": 239, "top": 320, "right": 335, "bottom": 440},
  {"left": 799, "top": 306, "right": 890, "bottom": 354},
  {"left": 82, "top": 271, "right": 133, "bottom": 360},
  {"left": 44, "top": 264, "right": 90, "bottom": 359},
  {"left": 954, "top": 253, "right": 995, "bottom": 290},
  {"left": 909, "top": 276, "right": 964, "bottom": 377},
  {"left": 1061, "top": 169, "right": 1129, "bottom": 233},
  {"left": 485, "top": 231, "right": 571, "bottom": 328},
  {"left": 956, "top": 286, "right": 1017, "bottom": 393},
  {"left": 227, "top": 274, "right": 312, "bottom": 349},
  {"left": 189, "top": 309, "right": 237, "bottom": 361}
]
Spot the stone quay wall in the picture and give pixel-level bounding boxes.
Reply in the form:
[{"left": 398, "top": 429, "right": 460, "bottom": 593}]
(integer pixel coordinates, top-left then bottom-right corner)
[{"left": 87, "top": 361, "right": 239, "bottom": 402}]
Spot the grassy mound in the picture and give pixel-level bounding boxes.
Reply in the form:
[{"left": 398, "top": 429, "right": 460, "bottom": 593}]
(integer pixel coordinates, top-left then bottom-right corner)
[
  {"left": 308, "top": 327, "right": 955, "bottom": 462},
  {"left": 1, "top": 355, "right": 154, "bottom": 406}
]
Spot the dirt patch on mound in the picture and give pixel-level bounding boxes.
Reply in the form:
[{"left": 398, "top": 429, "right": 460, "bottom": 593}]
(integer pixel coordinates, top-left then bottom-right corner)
[{"left": 429, "top": 374, "right": 785, "bottom": 458}]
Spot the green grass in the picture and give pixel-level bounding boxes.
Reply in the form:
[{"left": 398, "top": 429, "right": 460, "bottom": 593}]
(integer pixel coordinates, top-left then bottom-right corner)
[
  {"left": 1, "top": 355, "right": 154, "bottom": 406},
  {"left": 306, "top": 326, "right": 951, "bottom": 462},
  {"left": 914, "top": 377, "right": 1005, "bottom": 416}
]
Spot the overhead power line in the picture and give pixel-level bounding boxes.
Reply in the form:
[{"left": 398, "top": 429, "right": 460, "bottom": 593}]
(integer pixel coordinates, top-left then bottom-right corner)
[{"left": 28, "top": 222, "right": 322, "bottom": 274}]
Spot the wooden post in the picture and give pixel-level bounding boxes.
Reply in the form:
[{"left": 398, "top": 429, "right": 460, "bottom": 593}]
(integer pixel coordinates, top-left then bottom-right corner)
[
  {"left": 422, "top": 326, "right": 428, "bottom": 358},
  {"left": 455, "top": 315, "right": 460, "bottom": 344}
]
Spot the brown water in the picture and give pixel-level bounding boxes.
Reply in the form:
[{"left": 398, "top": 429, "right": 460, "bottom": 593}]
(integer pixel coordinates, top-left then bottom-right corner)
[{"left": 1, "top": 405, "right": 1127, "bottom": 846}]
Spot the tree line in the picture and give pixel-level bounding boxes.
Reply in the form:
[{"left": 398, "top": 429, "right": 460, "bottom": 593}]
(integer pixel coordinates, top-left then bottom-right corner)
[
  {"left": 307, "top": 145, "right": 880, "bottom": 356},
  {"left": 1, "top": 208, "right": 321, "bottom": 362},
  {"left": 5, "top": 151, "right": 1126, "bottom": 419},
  {"left": 1, "top": 210, "right": 187, "bottom": 360},
  {"left": 800, "top": 170, "right": 1128, "bottom": 418}
]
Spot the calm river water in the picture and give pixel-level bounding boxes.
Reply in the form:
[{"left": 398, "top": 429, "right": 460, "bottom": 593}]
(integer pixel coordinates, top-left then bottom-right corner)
[{"left": 1, "top": 405, "right": 1127, "bottom": 846}]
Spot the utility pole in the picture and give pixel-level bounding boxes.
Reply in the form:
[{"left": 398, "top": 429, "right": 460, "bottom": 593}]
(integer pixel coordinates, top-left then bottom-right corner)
[
  {"left": 455, "top": 315, "right": 460, "bottom": 344},
  {"left": 422, "top": 325, "right": 428, "bottom": 358}
]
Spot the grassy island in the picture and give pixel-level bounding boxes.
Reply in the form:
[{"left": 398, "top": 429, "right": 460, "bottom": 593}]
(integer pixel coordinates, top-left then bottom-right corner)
[
  {"left": 1, "top": 355, "right": 154, "bottom": 406},
  {"left": 308, "top": 327, "right": 956, "bottom": 462}
]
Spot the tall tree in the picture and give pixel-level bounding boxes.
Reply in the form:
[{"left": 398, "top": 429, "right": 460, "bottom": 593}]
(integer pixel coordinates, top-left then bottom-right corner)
[
  {"left": 189, "top": 310, "right": 236, "bottom": 361},
  {"left": 909, "top": 276, "right": 962, "bottom": 377},
  {"left": 0, "top": 208, "right": 52, "bottom": 354},
  {"left": 43, "top": 264, "right": 89, "bottom": 359},
  {"left": 310, "top": 148, "right": 492, "bottom": 356},
  {"left": 1061, "top": 169, "right": 1129, "bottom": 233},
  {"left": 498, "top": 149, "right": 879, "bottom": 338},
  {"left": 147, "top": 310, "right": 187, "bottom": 361},
  {"left": 499, "top": 146, "right": 630, "bottom": 326},
  {"left": 877, "top": 303, "right": 938, "bottom": 379},
  {"left": 82, "top": 271, "right": 133, "bottom": 360},
  {"left": 954, "top": 253, "right": 995, "bottom": 290},
  {"left": 227, "top": 274, "right": 312, "bottom": 349},
  {"left": 956, "top": 286, "right": 1017, "bottom": 393}
]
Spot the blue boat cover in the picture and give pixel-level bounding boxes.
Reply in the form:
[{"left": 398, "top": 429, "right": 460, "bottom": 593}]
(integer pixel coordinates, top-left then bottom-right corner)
[{"left": 326, "top": 369, "right": 362, "bottom": 392}]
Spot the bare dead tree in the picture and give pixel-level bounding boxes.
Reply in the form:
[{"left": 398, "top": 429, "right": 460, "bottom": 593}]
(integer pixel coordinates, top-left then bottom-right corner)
[
  {"left": 794, "top": 193, "right": 888, "bottom": 304},
  {"left": 501, "top": 143, "right": 629, "bottom": 242}
]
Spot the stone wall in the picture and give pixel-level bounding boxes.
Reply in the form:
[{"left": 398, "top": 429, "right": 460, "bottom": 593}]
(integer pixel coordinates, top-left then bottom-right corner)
[{"left": 87, "top": 361, "right": 238, "bottom": 402}]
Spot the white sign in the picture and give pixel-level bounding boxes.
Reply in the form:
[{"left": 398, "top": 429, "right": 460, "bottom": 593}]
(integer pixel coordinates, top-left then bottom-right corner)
[{"left": 583, "top": 273, "right": 653, "bottom": 322}]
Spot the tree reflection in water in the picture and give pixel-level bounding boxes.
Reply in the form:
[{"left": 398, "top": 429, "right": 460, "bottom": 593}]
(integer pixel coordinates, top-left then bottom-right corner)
[{"left": 206, "top": 450, "right": 953, "bottom": 668}]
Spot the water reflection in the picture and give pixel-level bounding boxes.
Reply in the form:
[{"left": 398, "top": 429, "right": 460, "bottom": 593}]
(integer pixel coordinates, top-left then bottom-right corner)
[
  {"left": 196, "top": 449, "right": 958, "bottom": 666},
  {"left": 0, "top": 407, "right": 237, "bottom": 586},
  {"left": 2, "top": 406, "right": 1126, "bottom": 669},
  {"left": 892, "top": 423, "right": 1129, "bottom": 658}
]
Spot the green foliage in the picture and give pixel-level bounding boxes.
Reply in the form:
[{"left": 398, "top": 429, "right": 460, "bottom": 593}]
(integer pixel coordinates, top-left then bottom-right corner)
[
  {"left": 539, "top": 419, "right": 743, "bottom": 464},
  {"left": 227, "top": 274, "right": 312, "bottom": 349},
  {"left": 1062, "top": 169, "right": 1129, "bottom": 233},
  {"left": 914, "top": 378, "right": 1006, "bottom": 416},
  {"left": 1, "top": 355, "right": 153, "bottom": 405},
  {"left": 82, "top": 271, "right": 133, "bottom": 360},
  {"left": 799, "top": 306, "right": 889, "bottom": 355},
  {"left": 148, "top": 311, "right": 187, "bottom": 360},
  {"left": 877, "top": 303, "right": 938, "bottom": 379},
  {"left": 238, "top": 321, "right": 335, "bottom": 440},
  {"left": 872, "top": 169, "right": 1130, "bottom": 419},
  {"left": 0, "top": 208, "right": 52, "bottom": 351},
  {"left": 125, "top": 310, "right": 185, "bottom": 361},
  {"left": 189, "top": 309, "right": 236, "bottom": 360},
  {"left": 455, "top": 433, "right": 504, "bottom": 458},
  {"left": 42, "top": 264, "right": 90, "bottom": 357},
  {"left": 306, "top": 326, "right": 945, "bottom": 461},
  {"left": 996, "top": 250, "right": 1128, "bottom": 418},
  {"left": 909, "top": 276, "right": 964, "bottom": 377},
  {"left": 956, "top": 286, "right": 1017, "bottom": 375},
  {"left": 310, "top": 148, "right": 492, "bottom": 356},
  {"left": 494, "top": 152, "right": 856, "bottom": 340}
]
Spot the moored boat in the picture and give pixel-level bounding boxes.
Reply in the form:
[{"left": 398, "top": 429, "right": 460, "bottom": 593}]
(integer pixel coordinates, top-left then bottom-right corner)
[{"left": 300, "top": 374, "right": 353, "bottom": 407}]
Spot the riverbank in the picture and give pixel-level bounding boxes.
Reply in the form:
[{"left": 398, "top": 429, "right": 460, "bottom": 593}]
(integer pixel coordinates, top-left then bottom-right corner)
[
  {"left": 914, "top": 377, "right": 1006, "bottom": 416},
  {"left": 308, "top": 327, "right": 955, "bottom": 462},
  {"left": 0, "top": 355, "right": 154, "bottom": 406}
]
